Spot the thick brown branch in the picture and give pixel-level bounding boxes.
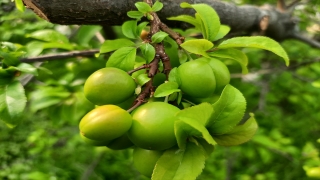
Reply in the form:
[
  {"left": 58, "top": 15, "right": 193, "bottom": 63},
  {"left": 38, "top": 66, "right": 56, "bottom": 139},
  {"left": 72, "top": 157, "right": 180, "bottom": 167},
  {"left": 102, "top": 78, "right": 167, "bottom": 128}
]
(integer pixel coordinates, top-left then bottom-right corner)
[
  {"left": 155, "top": 43, "right": 171, "bottom": 77},
  {"left": 22, "top": 0, "right": 301, "bottom": 41},
  {"left": 20, "top": 49, "right": 99, "bottom": 63}
]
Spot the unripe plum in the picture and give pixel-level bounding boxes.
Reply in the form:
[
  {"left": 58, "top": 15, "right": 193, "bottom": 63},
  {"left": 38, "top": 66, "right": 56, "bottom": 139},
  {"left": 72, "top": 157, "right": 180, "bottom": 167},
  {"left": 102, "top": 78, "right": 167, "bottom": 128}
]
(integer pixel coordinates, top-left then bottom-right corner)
[
  {"left": 177, "top": 60, "right": 216, "bottom": 98},
  {"left": 84, "top": 67, "right": 136, "bottom": 105},
  {"left": 79, "top": 105, "right": 132, "bottom": 142},
  {"left": 128, "top": 102, "right": 180, "bottom": 150}
]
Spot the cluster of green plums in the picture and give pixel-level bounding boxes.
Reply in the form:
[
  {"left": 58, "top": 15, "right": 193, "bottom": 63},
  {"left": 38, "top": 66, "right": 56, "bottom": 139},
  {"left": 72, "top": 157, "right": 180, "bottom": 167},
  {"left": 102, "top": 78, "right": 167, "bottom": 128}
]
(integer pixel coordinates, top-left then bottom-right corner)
[{"left": 79, "top": 57, "right": 230, "bottom": 177}]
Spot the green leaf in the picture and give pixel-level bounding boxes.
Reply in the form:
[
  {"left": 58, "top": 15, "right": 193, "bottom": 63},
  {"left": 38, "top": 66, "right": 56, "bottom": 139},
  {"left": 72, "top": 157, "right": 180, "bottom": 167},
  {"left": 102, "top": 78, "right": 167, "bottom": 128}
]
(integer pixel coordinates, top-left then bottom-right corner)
[
  {"left": 0, "top": 81, "right": 26, "bottom": 125},
  {"left": 176, "top": 103, "right": 214, "bottom": 126},
  {"left": 27, "top": 30, "right": 69, "bottom": 43},
  {"left": 167, "top": 15, "right": 200, "bottom": 28},
  {"left": 180, "top": 39, "right": 213, "bottom": 57},
  {"left": 197, "top": 139, "right": 215, "bottom": 158},
  {"left": 0, "top": 51, "right": 20, "bottom": 66},
  {"left": 122, "top": 21, "right": 138, "bottom": 39},
  {"left": 175, "top": 105, "right": 216, "bottom": 150},
  {"left": 127, "top": 11, "right": 144, "bottom": 19},
  {"left": 100, "top": 39, "right": 135, "bottom": 53},
  {"left": 137, "top": 22, "right": 149, "bottom": 38},
  {"left": 218, "top": 36, "right": 290, "bottom": 66},
  {"left": 168, "top": 67, "right": 181, "bottom": 86},
  {"left": 106, "top": 47, "right": 136, "bottom": 71},
  {"left": 213, "top": 25, "right": 230, "bottom": 41},
  {"left": 152, "top": 142, "right": 205, "bottom": 180},
  {"left": 209, "top": 48, "right": 249, "bottom": 74},
  {"left": 140, "top": 43, "right": 155, "bottom": 63},
  {"left": 136, "top": 74, "right": 151, "bottom": 86},
  {"left": 213, "top": 113, "right": 258, "bottom": 146},
  {"left": 15, "top": 0, "right": 25, "bottom": 12},
  {"left": 135, "top": 2, "right": 152, "bottom": 13},
  {"left": 74, "top": 25, "right": 102, "bottom": 46},
  {"left": 152, "top": 32, "right": 169, "bottom": 43},
  {"left": 29, "top": 86, "right": 71, "bottom": 112},
  {"left": 152, "top": 1, "right": 164, "bottom": 12},
  {"left": 12, "top": 63, "right": 38, "bottom": 76},
  {"left": 154, "top": 82, "right": 180, "bottom": 97},
  {"left": 207, "top": 84, "right": 246, "bottom": 135},
  {"left": 180, "top": 3, "right": 220, "bottom": 41}
]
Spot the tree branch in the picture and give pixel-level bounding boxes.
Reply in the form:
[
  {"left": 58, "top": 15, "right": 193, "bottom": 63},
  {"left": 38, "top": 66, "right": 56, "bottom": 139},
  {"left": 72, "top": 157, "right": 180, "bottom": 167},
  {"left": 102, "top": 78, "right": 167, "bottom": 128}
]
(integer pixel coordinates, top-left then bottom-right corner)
[
  {"left": 20, "top": 49, "right": 99, "bottom": 63},
  {"left": 22, "top": 0, "right": 301, "bottom": 41},
  {"left": 290, "top": 33, "right": 320, "bottom": 49}
]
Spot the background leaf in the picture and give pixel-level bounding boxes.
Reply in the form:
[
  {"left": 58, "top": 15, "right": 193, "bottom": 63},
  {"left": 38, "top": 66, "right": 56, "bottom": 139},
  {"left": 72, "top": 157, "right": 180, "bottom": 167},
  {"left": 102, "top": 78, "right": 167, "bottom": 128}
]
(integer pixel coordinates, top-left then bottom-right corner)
[
  {"left": 27, "top": 30, "right": 69, "bottom": 43},
  {"left": 0, "top": 81, "right": 26, "bottom": 125}
]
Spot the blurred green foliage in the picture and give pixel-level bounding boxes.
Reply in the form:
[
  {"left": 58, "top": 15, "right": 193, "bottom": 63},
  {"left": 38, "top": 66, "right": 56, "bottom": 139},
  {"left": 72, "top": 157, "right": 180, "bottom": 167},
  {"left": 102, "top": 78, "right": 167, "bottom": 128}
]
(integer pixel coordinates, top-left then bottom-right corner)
[{"left": 1, "top": 0, "right": 320, "bottom": 180}]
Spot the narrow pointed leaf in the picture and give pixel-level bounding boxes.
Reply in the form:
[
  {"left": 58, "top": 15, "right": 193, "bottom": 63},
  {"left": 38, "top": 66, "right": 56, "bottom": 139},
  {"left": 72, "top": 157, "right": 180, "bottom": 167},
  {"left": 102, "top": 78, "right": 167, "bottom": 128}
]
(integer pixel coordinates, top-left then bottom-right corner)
[
  {"left": 180, "top": 3, "right": 220, "bottom": 41},
  {"left": 218, "top": 36, "right": 289, "bottom": 66},
  {"left": 167, "top": 15, "right": 200, "bottom": 28}
]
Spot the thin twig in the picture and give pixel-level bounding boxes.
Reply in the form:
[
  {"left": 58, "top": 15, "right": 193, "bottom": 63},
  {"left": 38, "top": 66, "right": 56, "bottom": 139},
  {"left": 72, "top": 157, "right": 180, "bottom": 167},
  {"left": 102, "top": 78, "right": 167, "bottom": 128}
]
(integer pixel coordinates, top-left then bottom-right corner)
[
  {"left": 290, "top": 33, "right": 320, "bottom": 49},
  {"left": 80, "top": 152, "right": 105, "bottom": 180},
  {"left": 127, "top": 64, "right": 149, "bottom": 75},
  {"left": 277, "top": 0, "right": 286, "bottom": 12},
  {"left": 127, "top": 80, "right": 154, "bottom": 113},
  {"left": 20, "top": 49, "right": 100, "bottom": 63},
  {"left": 160, "top": 23, "right": 185, "bottom": 45}
]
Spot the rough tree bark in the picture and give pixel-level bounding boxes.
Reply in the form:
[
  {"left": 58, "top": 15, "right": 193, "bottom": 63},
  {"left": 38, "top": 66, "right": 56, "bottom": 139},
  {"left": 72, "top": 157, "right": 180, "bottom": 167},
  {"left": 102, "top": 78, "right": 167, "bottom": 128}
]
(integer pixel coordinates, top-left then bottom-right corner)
[{"left": 22, "top": 0, "right": 320, "bottom": 48}]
